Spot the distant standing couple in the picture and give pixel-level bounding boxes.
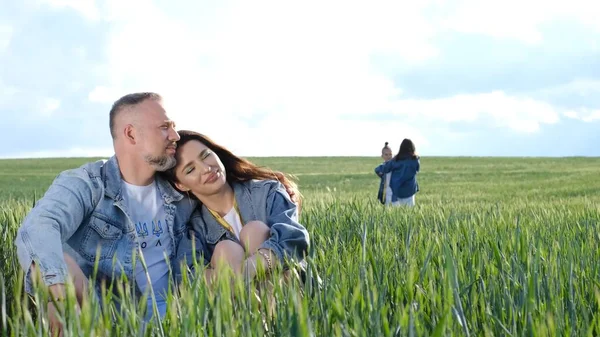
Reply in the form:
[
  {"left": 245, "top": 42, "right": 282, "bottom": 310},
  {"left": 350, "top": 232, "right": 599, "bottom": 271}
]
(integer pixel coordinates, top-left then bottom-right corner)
[{"left": 375, "top": 139, "right": 420, "bottom": 207}]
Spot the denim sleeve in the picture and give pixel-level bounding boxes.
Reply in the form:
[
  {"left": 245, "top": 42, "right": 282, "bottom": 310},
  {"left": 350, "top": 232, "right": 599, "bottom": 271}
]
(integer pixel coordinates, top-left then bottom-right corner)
[
  {"left": 374, "top": 165, "right": 383, "bottom": 177},
  {"left": 14, "top": 168, "right": 99, "bottom": 294},
  {"left": 375, "top": 160, "right": 395, "bottom": 175},
  {"left": 375, "top": 163, "right": 384, "bottom": 175},
  {"left": 260, "top": 182, "right": 310, "bottom": 265}
]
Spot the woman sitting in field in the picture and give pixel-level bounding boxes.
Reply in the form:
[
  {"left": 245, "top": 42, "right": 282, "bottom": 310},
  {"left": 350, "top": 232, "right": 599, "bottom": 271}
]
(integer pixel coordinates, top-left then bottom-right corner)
[
  {"left": 374, "top": 138, "right": 420, "bottom": 207},
  {"left": 163, "top": 130, "right": 309, "bottom": 283}
]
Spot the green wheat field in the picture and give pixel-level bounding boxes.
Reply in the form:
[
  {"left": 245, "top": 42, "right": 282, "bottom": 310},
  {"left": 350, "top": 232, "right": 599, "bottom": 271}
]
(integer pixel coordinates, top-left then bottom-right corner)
[{"left": 1, "top": 156, "right": 599, "bottom": 336}]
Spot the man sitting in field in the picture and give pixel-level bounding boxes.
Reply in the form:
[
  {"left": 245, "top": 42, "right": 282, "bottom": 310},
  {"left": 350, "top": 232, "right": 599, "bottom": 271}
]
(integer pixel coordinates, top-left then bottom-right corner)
[
  {"left": 15, "top": 93, "right": 194, "bottom": 328},
  {"left": 14, "top": 92, "right": 298, "bottom": 333}
]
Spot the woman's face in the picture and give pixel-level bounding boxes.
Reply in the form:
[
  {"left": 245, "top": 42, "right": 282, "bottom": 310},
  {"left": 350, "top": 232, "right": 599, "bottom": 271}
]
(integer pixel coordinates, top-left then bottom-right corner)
[
  {"left": 381, "top": 148, "right": 393, "bottom": 162},
  {"left": 173, "top": 139, "right": 227, "bottom": 197}
]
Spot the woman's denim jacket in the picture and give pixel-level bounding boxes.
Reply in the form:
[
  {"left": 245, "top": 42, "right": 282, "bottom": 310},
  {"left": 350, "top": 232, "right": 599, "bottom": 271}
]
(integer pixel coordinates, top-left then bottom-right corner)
[
  {"left": 374, "top": 156, "right": 420, "bottom": 201},
  {"left": 177, "top": 179, "right": 309, "bottom": 269},
  {"left": 14, "top": 156, "right": 197, "bottom": 296}
]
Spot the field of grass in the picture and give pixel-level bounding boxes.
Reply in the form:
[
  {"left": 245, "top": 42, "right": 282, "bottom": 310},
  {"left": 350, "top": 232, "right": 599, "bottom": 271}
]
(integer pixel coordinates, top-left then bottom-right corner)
[{"left": 1, "top": 156, "right": 600, "bottom": 336}]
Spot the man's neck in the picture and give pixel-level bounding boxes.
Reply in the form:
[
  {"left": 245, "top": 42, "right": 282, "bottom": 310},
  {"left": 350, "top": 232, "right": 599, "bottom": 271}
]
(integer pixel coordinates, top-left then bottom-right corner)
[
  {"left": 116, "top": 153, "right": 156, "bottom": 186},
  {"left": 198, "top": 184, "right": 235, "bottom": 217}
]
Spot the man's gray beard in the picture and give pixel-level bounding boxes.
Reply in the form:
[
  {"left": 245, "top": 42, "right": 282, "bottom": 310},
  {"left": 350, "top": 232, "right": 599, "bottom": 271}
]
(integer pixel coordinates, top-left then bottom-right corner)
[{"left": 145, "top": 154, "right": 176, "bottom": 172}]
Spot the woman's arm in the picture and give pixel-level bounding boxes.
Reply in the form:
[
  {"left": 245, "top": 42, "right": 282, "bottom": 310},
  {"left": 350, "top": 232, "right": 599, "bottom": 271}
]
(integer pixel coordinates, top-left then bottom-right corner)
[
  {"left": 259, "top": 182, "right": 309, "bottom": 267},
  {"left": 375, "top": 160, "right": 397, "bottom": 175}
]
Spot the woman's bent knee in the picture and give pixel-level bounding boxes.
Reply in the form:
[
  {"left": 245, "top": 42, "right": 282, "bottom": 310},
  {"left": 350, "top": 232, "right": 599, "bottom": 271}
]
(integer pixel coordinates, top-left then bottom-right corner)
[
  {"left": 239, "top": 221, "right": 270, "bottom": 252},
  {"left": 211, "top": 240, "right": 245, "bottom": 272}
]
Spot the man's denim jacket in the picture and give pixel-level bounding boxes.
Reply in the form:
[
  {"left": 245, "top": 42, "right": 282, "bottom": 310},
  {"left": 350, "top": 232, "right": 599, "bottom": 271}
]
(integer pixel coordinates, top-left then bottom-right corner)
[
  {"left": 14, "top": 156, "right": 196, "bottom": 295},
  {"left": 178, "top": 179, "right": 309, "bottom": 268}
]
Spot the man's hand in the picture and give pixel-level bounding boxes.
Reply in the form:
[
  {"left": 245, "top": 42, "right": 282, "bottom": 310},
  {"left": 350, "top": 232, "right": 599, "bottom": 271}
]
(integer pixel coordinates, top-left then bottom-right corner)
[
  {"left": 273, "top": 172, "right": 301, "bottom": 207},
  {"left": 48, "top": 301, "right": 63, "bottom": 337},
  {"left": 48, "top": 284, "right": 66, "bottom": 337},
  {"left": 30, "top": 265, "right": 66, "bottom": 337}
]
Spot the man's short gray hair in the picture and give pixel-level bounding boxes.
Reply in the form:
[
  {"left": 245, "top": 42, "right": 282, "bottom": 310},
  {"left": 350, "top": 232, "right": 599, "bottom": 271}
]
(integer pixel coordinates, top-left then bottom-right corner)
[{"left": 109, "top": 92, "right": 162, "bottom": 139}]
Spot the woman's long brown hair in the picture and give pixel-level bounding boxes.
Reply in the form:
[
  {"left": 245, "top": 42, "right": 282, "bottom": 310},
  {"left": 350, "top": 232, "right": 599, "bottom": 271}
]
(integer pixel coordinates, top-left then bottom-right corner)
[
  {"left": 394, "top": 138, "right": 419, "bottom": 161},
  {"left": 162, "top": 130, "right": 301, "bottom": 208}
]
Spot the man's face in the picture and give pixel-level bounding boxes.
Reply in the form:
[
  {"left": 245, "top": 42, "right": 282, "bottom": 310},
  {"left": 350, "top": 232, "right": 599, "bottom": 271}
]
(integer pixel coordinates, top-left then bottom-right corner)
[{"left": 134, "top": 99, "right": 180, "bottom": 171}]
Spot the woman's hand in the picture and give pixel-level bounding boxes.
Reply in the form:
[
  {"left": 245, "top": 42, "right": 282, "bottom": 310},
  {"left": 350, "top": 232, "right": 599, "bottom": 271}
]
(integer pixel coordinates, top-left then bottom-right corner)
[
  {"left": 243, "top": 249, "right": 277, "bottom": 281},
  {"left": 243, "top": 256, "right": 259, "bottom": 281}
]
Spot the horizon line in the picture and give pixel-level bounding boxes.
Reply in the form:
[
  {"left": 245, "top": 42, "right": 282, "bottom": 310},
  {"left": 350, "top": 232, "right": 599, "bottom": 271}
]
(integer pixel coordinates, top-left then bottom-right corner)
[{"left": 1, "top": 155, "right": 599, "bottom": 161}]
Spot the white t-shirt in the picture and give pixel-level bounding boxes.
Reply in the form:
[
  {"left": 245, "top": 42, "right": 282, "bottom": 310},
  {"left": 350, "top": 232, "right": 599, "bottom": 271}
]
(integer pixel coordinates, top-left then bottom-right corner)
[
  {"left": 384, "top": 172, "right": 393, "bottom": 205},
  {"left": 222, "top": 207, "right": 243, "bottom": 239},
  {"left": 121, "top": 180, "right": 172, "bottom": 319}
]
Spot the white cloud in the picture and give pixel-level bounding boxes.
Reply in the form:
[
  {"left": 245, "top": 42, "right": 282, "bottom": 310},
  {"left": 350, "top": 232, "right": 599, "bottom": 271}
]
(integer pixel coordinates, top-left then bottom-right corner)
[
  {"left": 538, "top": 79, "right": 600, "bottom": 97},
  {"left": 0, "top": 146, "right": 113, "bottom": 159},
  {"left": 0, "top": 24, "right": 13, "bottom": 52},
  {"left": 564, "top": 109, "right": 600, "bottom": 122},
  {"left": 38, "top": 98, "right": 61, "bottom": 117},
  {"left": 442, "top": 0, "right": 600, "bottom": 44},
  {"left": 83, "top": 0, "right": 440, "bottom": 156},
  {"left": 442, "top": 1, "right": 543, "bottom": 44},
  {"left": 13, "top": 0, "right": 587, "bottom": 157},
  {"left": 539, "top": 79, "right": 600, "bottom": 124},
  {"left": 563, "top": 110, "right": 579, "bottom": 119},
  {"left": 0, "top": 79, "right": 19, "bottom": 110},
  {"left": 388, "top": 91, "right": 560, "bottom": 133},
  {"left": 201, "top": 116, "right": 429, "bottom": 157},
  {"left": 582, "top": 111, "right": 600, "bottom": 122},
  {"left": 38, "top": 0, "right": 100, "bottom": 21},
  {"left": 88, "top": 85, "right": 120, "bottom": 103}
]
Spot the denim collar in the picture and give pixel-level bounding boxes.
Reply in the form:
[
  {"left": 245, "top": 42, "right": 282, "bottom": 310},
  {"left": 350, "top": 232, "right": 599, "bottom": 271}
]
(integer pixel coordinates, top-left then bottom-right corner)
[
  {"left": 199, "top": 181, "right": 258, "bottom": 242},
  {"left": 102, "top": 156, "right": 184, "bottom": 204}
]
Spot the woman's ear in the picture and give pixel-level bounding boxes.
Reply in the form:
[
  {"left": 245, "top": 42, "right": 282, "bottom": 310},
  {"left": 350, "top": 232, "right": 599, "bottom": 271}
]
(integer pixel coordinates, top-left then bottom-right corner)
[{"left": 175, "top": 181, "right": 190, "bottom": 192}]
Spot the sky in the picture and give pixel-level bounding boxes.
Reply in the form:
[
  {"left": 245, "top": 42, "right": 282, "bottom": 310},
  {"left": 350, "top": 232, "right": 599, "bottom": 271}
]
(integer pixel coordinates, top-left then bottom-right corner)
[{"left": 0, "top": 0, "right": 599, "bottom": 158}]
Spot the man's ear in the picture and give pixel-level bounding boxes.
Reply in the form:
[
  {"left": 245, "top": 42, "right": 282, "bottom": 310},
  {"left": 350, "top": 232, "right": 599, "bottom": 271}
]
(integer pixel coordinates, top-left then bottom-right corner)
[
  {"left": 175, "top": 181, "right": 190, "bottom": 192},
  {"left": 124, "top": 124, "right": 136, "bottom": 144}
]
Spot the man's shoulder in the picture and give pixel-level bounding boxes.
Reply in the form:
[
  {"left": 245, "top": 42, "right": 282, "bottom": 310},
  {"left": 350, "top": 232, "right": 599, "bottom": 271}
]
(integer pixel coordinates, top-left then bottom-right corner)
[
  {"left": 80, "top": 158, "right": 109, "bottom": 175},
  {"left": 54, "top": 159, "right": 108, "bottom": 187}
]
